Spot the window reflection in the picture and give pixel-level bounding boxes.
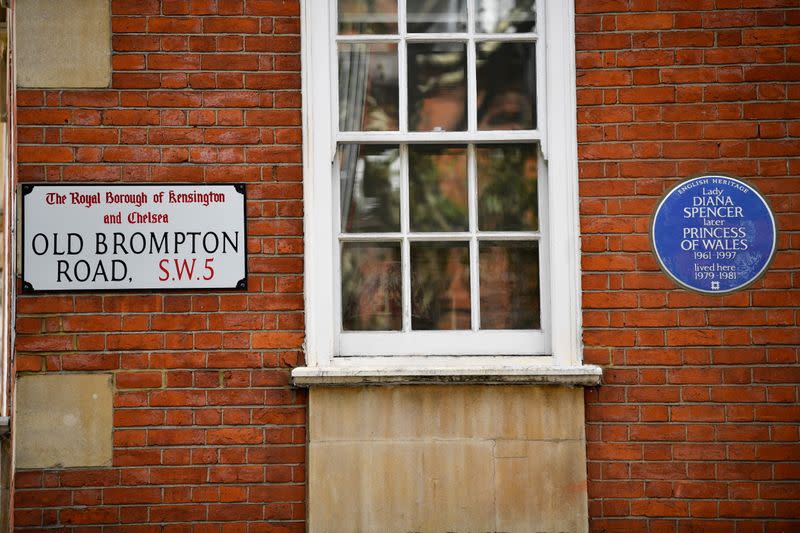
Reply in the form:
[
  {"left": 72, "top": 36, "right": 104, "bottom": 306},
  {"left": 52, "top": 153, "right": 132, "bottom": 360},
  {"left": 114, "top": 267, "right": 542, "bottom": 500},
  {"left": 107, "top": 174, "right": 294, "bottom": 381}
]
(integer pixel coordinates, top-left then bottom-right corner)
[
  {"left": 476, "top": 0, "right": 536, "bottom": 33},
  {"left": 411, "top": 242, "right": 471, "bottom": 330},
  {"left": 477, "top": 144, "right": 538, "bottom": 231},
  {"left": 338, "top": 0, "right": 399, "bottom": 34},
  {"left": 342, "top": 242, "right": 402, "bottom": 331},
  {"left": 409, "top": 145, "right": 468, "bottom": 232},
  {"left": 477, "top": 41, "right": 536, "bottom": 130},
  {"left": 339, "top": 144, "right": 401, "bottom": 233},
  {"left": 407, "top": 0, "right": 467, "bottom": 33},
  {"left": 479, "top": 241, "right": 540, "bottom": 329},
  {"left": 339, "top": 42, "right": 399, "bottom": 131},
  {"left": 408, "top": 42, "right": 467, "bottom": 132}
]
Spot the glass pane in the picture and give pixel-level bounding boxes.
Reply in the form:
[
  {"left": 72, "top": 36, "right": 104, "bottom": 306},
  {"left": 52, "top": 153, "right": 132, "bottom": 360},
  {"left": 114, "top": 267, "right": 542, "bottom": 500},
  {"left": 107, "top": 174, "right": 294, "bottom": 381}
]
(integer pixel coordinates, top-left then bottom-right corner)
[
  {"left": 409, "top": 145, "right": 468, "bottom": 232},
  {"left": 338, "top": 0, "right": 398, "bottom": 34},
  {"left": 477, "top": 41, "right": 536, "bottom": 130},
  {"left": 477, "top": 144, "right": 538, "bottom": 231},
  {"left": 339, "top": 144, "right": 401, "bottom": 233},
  {"left": 407, "top": 0, "right": 467, "bottom": 33},
  {"left": 408, "top": 42, "right": 467, "bottom": 132},
  {"left": 339, "top": 42, "right": 399, "bottom": 131},
  {"left": 411, "top": 242, "right": 471, "bottom": 330},
  {"left": 341, "top": 242, "right": 402, "bottom": 331},
  {"left": 476, "top": 0, "right": 536, "bottom": 33},
  {"left": 479, "top": 241, "right": 540, "bottom": 329}
]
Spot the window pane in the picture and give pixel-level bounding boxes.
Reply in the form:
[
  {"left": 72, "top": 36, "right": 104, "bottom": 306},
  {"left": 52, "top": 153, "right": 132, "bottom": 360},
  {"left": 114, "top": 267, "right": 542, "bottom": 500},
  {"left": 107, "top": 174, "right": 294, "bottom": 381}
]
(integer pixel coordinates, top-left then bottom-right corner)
[
  {"left": 479, "top": 241, "right": 540, "bottom": 329},
  {"left": 407, "top": 0, "right": 467, "bottom": 33},
  {"left": 339, "top": 144, "right": 401, "bottom": 233},
  {"left": 339, "top": 42, "right": 399, "bottom": 131},
  {"left": 477, "top": 41, "right": 535, "bottom": 130},
  {"left": 338, "top": 0, "right": 398, "bottom": 34},
  {"left": 408, "top": 42, "right": 467, "bottom": 132},
  {"left": 341, "top": 242, "right": 402, "bottom": 330},
  {"left": 476, "top": 0, "right": 536, "bottom": 33},
  {"left": 411, "top": 242, "right": 471, "bottom": 330},
  {"left": 409, "top": 145, "right": 468, "bottom": 232},
  {"left": 477, "top": 144, "right": 538, "bottom": 231}
]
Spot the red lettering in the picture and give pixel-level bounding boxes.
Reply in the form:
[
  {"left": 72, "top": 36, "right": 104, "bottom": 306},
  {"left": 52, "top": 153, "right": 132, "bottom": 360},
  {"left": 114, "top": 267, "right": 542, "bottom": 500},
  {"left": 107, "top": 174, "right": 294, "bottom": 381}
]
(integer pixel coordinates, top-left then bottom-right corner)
[
  {"left": 158, "top": 259, "right": 170, "bottom": 281},
  {"left": 174, "top": 258, "right": 196, "bottom": 280},
  {"left": 202, "top": 258, "right": 215, "bottom": 280}
]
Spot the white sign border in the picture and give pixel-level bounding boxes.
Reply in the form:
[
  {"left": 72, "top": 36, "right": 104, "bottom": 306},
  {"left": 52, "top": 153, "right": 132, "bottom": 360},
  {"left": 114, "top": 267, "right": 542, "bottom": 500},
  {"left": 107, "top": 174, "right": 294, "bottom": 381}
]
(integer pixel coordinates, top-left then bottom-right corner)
[{"left": 21, "top": 182, "right": 248, "bottom": 293}]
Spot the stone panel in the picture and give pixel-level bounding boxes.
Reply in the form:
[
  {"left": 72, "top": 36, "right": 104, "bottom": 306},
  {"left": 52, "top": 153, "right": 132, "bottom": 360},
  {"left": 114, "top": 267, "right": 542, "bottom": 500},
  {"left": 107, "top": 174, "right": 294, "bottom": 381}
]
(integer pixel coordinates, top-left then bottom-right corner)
[
  {"left": 310, "top": 441, "right": 496, "bottom": 532},
  {"left": 308, "top": 385, "right": 588, "bottom": 532},
  {"left": 15, "top": 373, "right": 113, "bottom": 468},
  {"left": 310, "top": 384, "right": 584, "bottom": 441},
  {"left": 16, "top": 0, "right": 111, "bottom": 88}
]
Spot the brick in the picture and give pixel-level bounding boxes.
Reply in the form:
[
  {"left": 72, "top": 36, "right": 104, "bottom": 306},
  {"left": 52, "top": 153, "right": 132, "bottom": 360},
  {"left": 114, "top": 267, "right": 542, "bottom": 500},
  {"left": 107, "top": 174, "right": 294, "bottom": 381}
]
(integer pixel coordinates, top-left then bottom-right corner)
[
  {"left": 14, "top": 1, "right": 800, "bottom": 530},
  {"left": 245, "top": 0, "right": 300, "bottom": 16}
]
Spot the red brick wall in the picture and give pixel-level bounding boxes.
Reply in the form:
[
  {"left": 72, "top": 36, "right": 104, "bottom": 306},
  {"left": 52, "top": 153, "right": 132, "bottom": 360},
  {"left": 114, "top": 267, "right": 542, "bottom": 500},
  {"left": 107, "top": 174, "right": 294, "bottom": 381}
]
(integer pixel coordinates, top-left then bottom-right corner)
[
  {"left": 13, "top": 0, "right": 306, "bottom": 530},
  {"left": 577, "top": 1, "right": 800, "bottom": 531},
  {"left": 11, "top": 0, "right": 800, "bottom": 530}
]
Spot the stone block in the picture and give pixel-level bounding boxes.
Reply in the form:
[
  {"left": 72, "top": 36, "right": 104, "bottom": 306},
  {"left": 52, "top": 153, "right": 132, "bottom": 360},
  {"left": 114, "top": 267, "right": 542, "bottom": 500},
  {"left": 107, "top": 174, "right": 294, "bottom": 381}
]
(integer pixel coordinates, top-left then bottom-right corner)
[
  {"left": 15, "top": 373, "right": 113, "bottom": 468},
  {"left": 16, "top": 0, "right": 111, "bottom": 88},
  {"left": 308, "top": 385, "right": 588, "bottom": 532}
]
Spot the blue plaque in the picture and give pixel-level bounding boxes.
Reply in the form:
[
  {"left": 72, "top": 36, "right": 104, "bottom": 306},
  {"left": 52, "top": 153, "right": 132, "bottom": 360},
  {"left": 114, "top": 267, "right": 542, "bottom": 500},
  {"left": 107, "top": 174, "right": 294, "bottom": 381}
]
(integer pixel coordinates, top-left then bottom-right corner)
[{"left": 651, "top": 175, "right": 777, "bottom": 294}]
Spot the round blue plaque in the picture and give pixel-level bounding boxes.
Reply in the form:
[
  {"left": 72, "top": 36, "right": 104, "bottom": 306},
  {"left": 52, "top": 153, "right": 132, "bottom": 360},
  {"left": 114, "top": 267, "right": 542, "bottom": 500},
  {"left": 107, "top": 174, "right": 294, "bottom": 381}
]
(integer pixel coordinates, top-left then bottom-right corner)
[{"left": 651, "top": 175, "right": 777, "bottom": 294}]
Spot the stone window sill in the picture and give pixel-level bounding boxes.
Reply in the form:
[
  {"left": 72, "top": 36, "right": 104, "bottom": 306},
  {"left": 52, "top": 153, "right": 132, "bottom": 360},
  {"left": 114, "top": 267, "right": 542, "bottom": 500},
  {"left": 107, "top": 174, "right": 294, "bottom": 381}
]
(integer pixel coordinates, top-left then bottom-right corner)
[{"left": 291, "top": 365, "right": 602, "bottom": 387}]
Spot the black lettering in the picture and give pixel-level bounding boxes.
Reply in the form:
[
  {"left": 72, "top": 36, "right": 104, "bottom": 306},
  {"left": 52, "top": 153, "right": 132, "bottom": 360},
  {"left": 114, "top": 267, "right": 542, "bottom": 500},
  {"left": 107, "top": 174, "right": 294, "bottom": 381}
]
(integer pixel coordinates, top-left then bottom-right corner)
[
  {"left": 53, "top": 233, "right": 65, "bottom": 256},
  {"left": 149, "top": 232, "right": 167, "bottom": 254},
  {"left": 74, "top": 260, "right": 90, "bottom": 282},
  {"left": 173, "top": 232, "right": 186, "bottom": 253},
  {"left": 57, "top": 260, "right": 71, "bottom": 282},
  {"left": 92, "top": 260, "right": 108, "bottom": 282},
  {"left": 129, "top": 232, "right": 146, "bottom": 254},
  {"left": 96, "top": 233, "right": 107, "bottom": 254},
  {"left": 67, "top": 233, "right": 84, "bottom": 255},
  {"left": 112, "top": 260, "right": 127, "bottom": 281},
  {"left": 203, "top": 232, "right": 219, "bottom": 254},
  {"left": 32, "top": 233, "right": 49, "bottom": 255},
  {"left": 113, "top": 233, "right": 128, "bottom": 255},
  {"left": 222, "top": 231, "right": 239, "bottom": 253},
  {"left": 188, "top": 232, "right": 201, "bottom": 253}
]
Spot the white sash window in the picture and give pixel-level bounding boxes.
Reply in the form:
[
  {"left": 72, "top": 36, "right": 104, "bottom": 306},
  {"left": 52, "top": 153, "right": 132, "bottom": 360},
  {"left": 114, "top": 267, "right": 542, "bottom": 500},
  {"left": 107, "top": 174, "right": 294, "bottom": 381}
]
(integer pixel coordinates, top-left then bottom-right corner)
[{"left": 295, "top": 0, "right": 597, "bottom": 382}]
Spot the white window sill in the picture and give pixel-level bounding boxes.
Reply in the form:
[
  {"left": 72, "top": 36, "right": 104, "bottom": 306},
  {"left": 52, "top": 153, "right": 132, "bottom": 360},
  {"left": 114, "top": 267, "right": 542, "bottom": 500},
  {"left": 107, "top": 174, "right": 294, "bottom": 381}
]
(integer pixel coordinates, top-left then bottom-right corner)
[{"left": 291, "top": 364, "right": 602, "bottom": 387}]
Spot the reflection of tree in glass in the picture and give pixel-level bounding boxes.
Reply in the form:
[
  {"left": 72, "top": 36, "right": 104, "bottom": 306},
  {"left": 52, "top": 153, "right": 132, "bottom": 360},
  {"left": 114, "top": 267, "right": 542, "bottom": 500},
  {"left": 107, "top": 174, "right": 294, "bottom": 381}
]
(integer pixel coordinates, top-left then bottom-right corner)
[
  {"left": 338, "top": 0, "right": 399, "bottom": 34},
  {"left": 411, "top": 243, "right": 471, "bottom": 330},
  {"left": 476, "top": 41, "right": 535, "bottom": 130},
  {"left": 407, "top": 0, "right": 467, "bottom": 33},
  {"left": 409, "top": 145, "right": 469, "bottom": 232},
  {"left": 338, "top": 43, "right": 399, "bottom": 132},
  {"left": 476, "top": 0, "right": 536, "bottom": 33},
  {"left": 340, "top": 145, "right": 400, "bottom": 233},
  {"left": 363, "top": 49, "right": 400, "bottom": 131},
  {"left": 408, "top": 43, "right": 467, "bottom": 132},
  {"left": 480, "top": 241, "right": 540, "bottom": 329},
  {"left": 341, "top": 243, "right": 402, "bottom": 331},
  {"left": 477, "top": 144, "right": 538, "bottom": 231}
]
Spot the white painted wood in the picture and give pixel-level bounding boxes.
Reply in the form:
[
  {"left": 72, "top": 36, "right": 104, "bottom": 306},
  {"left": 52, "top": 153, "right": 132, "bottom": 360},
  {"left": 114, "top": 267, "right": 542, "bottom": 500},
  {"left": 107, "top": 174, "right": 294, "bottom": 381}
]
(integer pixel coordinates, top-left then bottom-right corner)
[
  {"left": 336, "top": 130, "right": 541, "bottom": 143},
  {"left": 336, "top": 32, "right": 539, "bottom": 42},
  {"left": 543, "top": 0, "right": 583, "bottom": 367},
  {"left": 301, "top": 0, "right": 337, "bottom": 367},
  {"left": 398, "top": 0, "right": 408, "bottom": 133},
  {"left": 292, "top": 364, "right": 603, "bottom": 386},
  {"left": 340, "top": 330, "right": 546, "bottom": 356},
  {"left": 536, "top": 0, "right": 548, "bottom": 159},
  {"left": 400, "top": 144, "right": 411, "bottom": 332},
  {"left": 300, "top": 0, "right": 586, "bottom": 375},
  {"left": 467, "top": 144, "right": 480, "bottom": 330},
  {"left": 338, "top": 231, "right": 541, "bottom": 241}
]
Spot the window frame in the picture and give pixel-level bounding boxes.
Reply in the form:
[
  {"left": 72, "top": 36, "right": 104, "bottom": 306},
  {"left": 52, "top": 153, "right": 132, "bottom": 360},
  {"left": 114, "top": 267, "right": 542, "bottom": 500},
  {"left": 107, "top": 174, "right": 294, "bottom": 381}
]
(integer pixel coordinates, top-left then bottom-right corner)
[{"left": 296, "top": 0, "right": 596, "bottom": 381}]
